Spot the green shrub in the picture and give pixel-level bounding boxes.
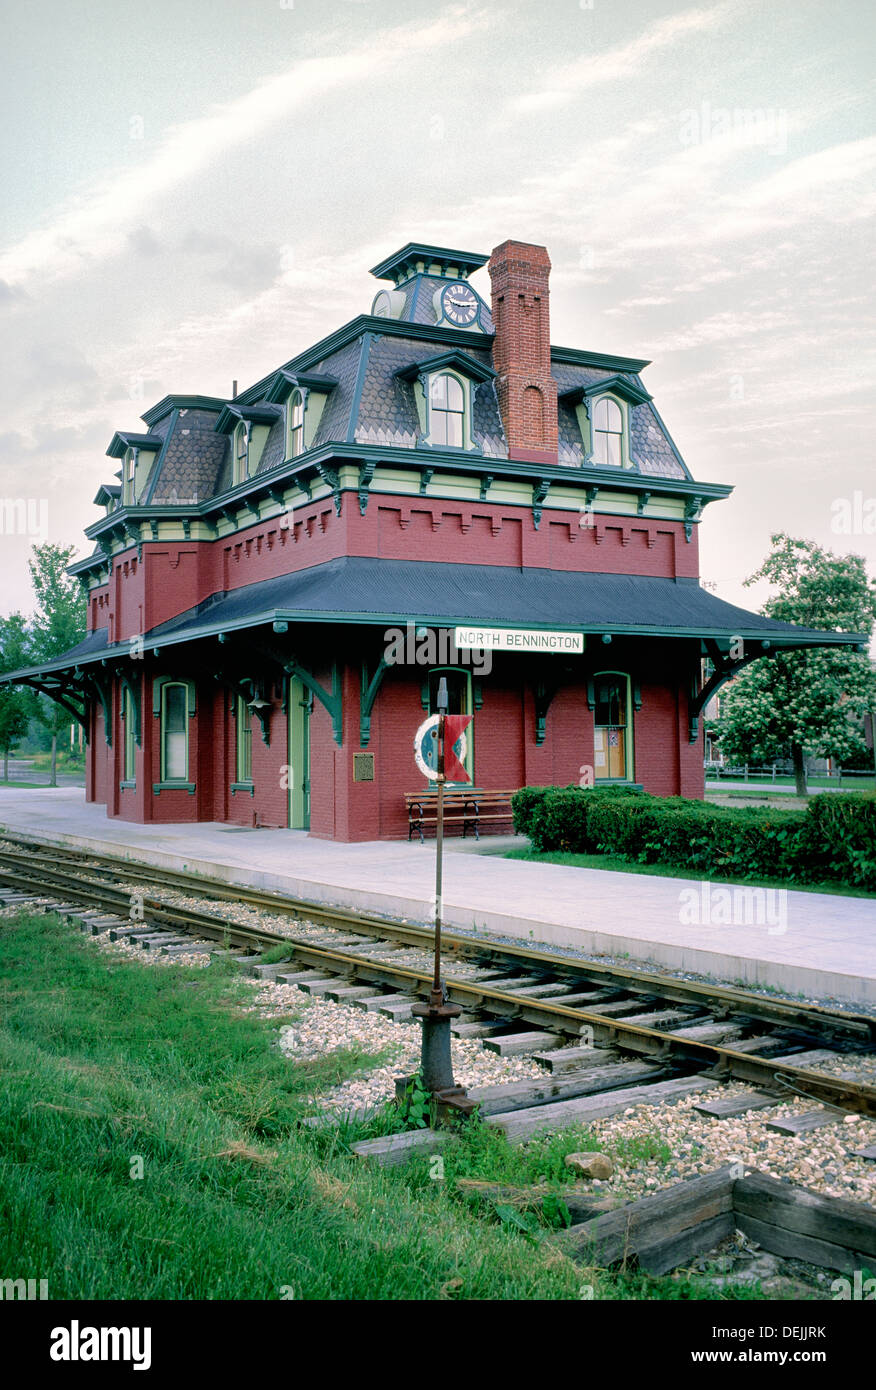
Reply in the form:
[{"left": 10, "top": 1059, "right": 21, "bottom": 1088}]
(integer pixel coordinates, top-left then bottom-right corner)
[
  {"left": 511, "top": 785, "right": 554, "bottom": 837},
  {"left": 527, "top": 784, "right": 644, "bottom": 854},
  {"left": 800, "top": 793, "right": 876, "bottom": 889},
  {"left": 529, "top": 788, "right": 591, "bottom": 853},
  {"left": 513, "top": 784, "right": 876, "bottom": 888}
]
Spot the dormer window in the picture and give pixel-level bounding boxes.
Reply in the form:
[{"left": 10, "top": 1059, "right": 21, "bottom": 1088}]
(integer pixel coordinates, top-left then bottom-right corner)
[
  {"left": 233, "top": 422, "right": 249, "bottom": 485},
  {"left": 288, "top": 390, "right": 305, "bottom": 458},
  {"left": 394, "top": 349, "right": 494, "bottom": 453},
  {"left": 429, "top": 373, "right": 465, "bottom": 447},
  {"left": 123, "top": 448, "right": 137, "bottom": 504},
  {"left": 592, "top": 397, "right": 623, "bottom": 467}
]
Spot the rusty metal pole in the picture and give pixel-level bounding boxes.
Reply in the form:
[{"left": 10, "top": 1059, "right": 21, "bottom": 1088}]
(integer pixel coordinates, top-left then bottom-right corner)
[
  {"left": 411, "top": 679, "right": 475, "bottom": 1116},
  {"left": 431, "top": 707, "right": 445, "bottom": 1005}
]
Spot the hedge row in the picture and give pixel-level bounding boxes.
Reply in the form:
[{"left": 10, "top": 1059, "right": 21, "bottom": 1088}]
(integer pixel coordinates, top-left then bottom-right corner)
[{"left": 511, "top": 785, "right": 876, "bottom": 889}]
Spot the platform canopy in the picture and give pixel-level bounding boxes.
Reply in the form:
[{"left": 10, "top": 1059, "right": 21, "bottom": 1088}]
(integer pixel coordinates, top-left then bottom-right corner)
[{"left": 1, "top": 557, "right": 865, "bottom": 690}]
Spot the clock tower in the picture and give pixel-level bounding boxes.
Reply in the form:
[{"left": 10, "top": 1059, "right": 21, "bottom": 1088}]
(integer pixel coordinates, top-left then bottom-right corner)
[{"left": 368, "top": 242, "right": 493, "bottom": 332}]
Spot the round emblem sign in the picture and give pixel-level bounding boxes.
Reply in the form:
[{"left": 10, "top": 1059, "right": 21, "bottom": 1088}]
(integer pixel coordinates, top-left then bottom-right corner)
[{"left": 413, "top": 715, "right": 468, "bottom": 782}]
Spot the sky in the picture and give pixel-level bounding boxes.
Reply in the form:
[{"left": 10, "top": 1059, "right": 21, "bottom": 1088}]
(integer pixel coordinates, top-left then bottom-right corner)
[{"left": 0, "top": 0, "right": 874, "bottom": 619}]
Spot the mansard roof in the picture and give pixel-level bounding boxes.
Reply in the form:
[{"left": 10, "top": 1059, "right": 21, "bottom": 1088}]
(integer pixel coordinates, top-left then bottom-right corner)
[{"left": 94, "top": 248, "right": 705, "bottom": 525}]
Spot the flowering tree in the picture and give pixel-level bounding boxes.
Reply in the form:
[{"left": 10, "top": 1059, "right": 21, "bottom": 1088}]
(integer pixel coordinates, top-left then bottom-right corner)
[{"left": 716, "top": 535, "right": 876, "bottom": 795}]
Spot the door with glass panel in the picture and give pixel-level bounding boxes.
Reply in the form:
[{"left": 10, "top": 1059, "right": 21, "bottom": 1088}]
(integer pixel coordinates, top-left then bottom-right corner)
[{"left": 593, "top": 675, "right": 629, "bottom": 781}]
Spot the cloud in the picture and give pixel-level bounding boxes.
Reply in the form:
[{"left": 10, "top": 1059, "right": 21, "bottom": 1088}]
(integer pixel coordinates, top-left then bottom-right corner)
[
  {"left": 127, "top": 226, "right": 163, "bottom": 257},
  {"left": 509, "top": 4, "right": 733, "bottom": 113},
  {"left": 0, "top": 5, "right": 489, "bottom": 291}
]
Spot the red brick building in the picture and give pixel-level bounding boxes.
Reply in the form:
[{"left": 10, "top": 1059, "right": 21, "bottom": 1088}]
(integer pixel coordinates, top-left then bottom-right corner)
[{"left": 5, "top": 240, "right": 860, "bottom": 839}]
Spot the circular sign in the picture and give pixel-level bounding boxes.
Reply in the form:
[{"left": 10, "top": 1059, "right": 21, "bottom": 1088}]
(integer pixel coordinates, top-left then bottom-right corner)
[{"left": 413, "top": 715, "right": 468, "bottom": 782}]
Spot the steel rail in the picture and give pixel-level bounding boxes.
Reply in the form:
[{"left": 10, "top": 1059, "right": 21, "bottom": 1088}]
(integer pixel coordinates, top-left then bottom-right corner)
[
  {"left": 0, "top": 839, "right": 872, "bottom": 1045},
  {"left": 2, "top": 854, "right": 875, "bottom": 1117}
]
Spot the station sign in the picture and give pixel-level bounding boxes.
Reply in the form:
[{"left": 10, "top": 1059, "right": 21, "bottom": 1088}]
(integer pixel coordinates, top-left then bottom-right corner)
[{"left": 454, "top": 626, "right": 584, "bottom": 655}]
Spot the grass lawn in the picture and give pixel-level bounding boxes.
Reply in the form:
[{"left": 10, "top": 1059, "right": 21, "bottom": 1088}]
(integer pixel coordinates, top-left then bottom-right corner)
[
  {"left": 0, "top": 910, "right": 769, "bottom": 1301},
  {"left": 505, "top": 847, "right": 876, "bottom": 900},
  {"left": 0, "top": 780, "right": 46, "bottom": 790}
]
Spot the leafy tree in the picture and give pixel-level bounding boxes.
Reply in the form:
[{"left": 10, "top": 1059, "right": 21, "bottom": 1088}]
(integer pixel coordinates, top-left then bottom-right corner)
[
  {"left": 27, "top": 544, "right": 85, "bottom": 787},
  {"left": 717, "top": 535, "right": 876, "bottom": 794},
  {"left": 0, "top": 613, "right": 32, "bottom": 781}
]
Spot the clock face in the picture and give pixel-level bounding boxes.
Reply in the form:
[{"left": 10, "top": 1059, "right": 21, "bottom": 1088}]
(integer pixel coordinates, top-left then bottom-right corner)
[
  {"left": 441, "top": 282, "right": 479, "bottom": 327},
  {"left": 371, "top": 291, "right": 392, "bottom": 318}
]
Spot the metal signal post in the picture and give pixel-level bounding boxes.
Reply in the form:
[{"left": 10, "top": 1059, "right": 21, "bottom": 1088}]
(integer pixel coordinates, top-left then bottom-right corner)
[{"left": 410, "top": 678, "right": 476, "bottom": 1117}]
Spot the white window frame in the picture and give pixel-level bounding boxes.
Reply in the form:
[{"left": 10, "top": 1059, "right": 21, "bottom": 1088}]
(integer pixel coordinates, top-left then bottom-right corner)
[
  {"left": 582, "top": 393, "right": 633, "bottom": 469},
  {"left": 287, "top": 389, "right": 306, "bottom": 459},
  {"left": 123, "top": 447, "right": 137, "bottom": 505},
  {"left": 423, "top": 369, "right": 474, "bottom": 451},
  {"left": 233, "top": 422, "right": 249, "bottom": 485}
]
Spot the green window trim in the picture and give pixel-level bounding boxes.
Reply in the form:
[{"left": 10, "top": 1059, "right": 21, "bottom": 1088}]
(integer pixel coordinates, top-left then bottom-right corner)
[
  {"left": 122, "top": 447, "right": 137, "bottom": 505},
  {"left": 233, "top": 421, "right": 249, "bottom": 485},
  {"left": 230, "top": 781, "right": 255, "bottom": 796},
  {"left": 152, "top": 676, "right": 196, "bottom": 718},
  {"left": 592, "top": 670, "right": 635, "bottom": 783},
  {"left": 418, "top": 370, "right": 479, "bottom": 453},
  {"left": 153, "top": 781, "right": 196, "bottom": 795},
  {"left": 576, "top": 392, "right": 634, "bottom": 471},
  {"left": 119, "top": 780, "right": 136, "bottom": 791},
  {"left": 121, "top": 685, "right": 137, "bottom": 783},
  {"left": 159, "top": 681, "right": 191, "bottom": 784},
  {"left": 234, "top": 693, "right": 253, "bottom": 783},
  {"left": 287, "top": 389, "right": 305, "bottom": 459}
]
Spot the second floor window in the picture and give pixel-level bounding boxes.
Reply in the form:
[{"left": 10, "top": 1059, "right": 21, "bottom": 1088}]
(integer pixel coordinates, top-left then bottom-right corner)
[
  {"left": 233, "top": 424, "right": 249, "bottom": 484},
  {"left": 288, "top": 390, "right": 305, "bottom": 458},
  {"left": 592, "top": 397, "right": 623, "bottom": 467},
  {"left": 430, "top": 373, "right": 465, "bottom": 447},
  {"left": 123, "top": 448, "right": 136, "bottom": 504}
]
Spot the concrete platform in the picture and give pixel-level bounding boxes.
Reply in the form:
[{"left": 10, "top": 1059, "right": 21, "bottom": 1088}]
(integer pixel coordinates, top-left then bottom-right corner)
[{"left": 1, "top": 787, "right": 875, "bottom": 1005}]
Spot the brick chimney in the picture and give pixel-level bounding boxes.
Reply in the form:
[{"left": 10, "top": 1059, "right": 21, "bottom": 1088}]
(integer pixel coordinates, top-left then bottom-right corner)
[{"left": 488, "top": 240, "right": 558, "bottom": 464}]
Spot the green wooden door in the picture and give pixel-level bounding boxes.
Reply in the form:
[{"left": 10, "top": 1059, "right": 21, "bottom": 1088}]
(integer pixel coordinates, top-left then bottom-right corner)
[{"left": 288, "top": 676, "right": 311, "bottom": 829}]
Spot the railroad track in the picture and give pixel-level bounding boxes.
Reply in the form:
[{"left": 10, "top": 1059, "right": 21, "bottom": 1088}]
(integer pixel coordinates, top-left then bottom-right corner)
[{"left": 1, "top": 835, "right": 876, "bottom": 1135}]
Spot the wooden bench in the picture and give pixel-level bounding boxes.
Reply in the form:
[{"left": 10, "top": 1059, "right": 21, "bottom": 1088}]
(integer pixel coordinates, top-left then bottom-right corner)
[{"left": 405, "top": 788, "right": 516, "bottom": 844}]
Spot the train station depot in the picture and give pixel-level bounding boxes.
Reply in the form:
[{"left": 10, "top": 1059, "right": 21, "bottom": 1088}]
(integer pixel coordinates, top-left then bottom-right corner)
[{"left": 2, "top": 239, "right": 862, "bottom": 840}]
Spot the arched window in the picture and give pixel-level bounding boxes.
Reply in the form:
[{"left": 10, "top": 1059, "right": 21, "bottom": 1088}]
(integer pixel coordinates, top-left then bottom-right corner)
[
  {"left": 161, "top": 682, "right": 189, "bottom": 782},
  {"left": 288, "top": 390, "right": 305, "bottom": 458},
  {"left": 592, "top": 397, "right": 623, "bottom": 467},
  {"left": 123, "top": 448, "right": 137, "bottom": 505},
  {"left": 233, "top": 423, "right": 249, "bottom": 484},
  {"left": 429, "top": 373, "right": 465, "bottom": 447},
  {"left": 593, "top": 672, "right": 632, "bottom": 781}
]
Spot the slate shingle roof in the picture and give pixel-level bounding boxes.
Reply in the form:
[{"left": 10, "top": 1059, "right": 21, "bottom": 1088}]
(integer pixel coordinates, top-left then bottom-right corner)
[
  {"left": 149, "top": 408, "right": 228, "bottom": 504},
  {"left": 102, "top": 290, "right": 692, "bottom": 506}
]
